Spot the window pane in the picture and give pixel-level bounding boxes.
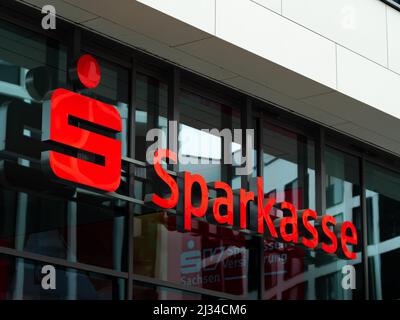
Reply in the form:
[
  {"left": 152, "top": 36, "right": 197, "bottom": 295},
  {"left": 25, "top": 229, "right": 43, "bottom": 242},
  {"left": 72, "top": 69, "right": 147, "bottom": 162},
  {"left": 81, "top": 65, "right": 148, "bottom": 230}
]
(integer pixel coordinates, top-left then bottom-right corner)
[
  {"left": 0, "top": 189, "right": 128, "bottom": 271},
  {"left": 135, "top": 73, "right": 168, "bottom": 162},
  {"left": 0, "top": 255, "right": 125, "bottom": 300},
  {"left": 262, "top": 122, "right": 316, "bottom": 211},
  {"left": 261, "top": 122, "right": 317, "bottom": 299},
  {"left": 262, "top": 144, "right": 363, "bottom": 299},
  {"left": 366, "top": 162, "right": 400, "bottom": 299},
  {"left": 321, "top": 147, "right": 363, "bottom": 299},
  {"left": 86, "top": 58, "right": 130, "bottom": 158},
  {"left": 133, "top": 212, "right": 255, "bottom": 298},
  {"left": 179, "top": 90, "right": 242, "bottom": 189}
]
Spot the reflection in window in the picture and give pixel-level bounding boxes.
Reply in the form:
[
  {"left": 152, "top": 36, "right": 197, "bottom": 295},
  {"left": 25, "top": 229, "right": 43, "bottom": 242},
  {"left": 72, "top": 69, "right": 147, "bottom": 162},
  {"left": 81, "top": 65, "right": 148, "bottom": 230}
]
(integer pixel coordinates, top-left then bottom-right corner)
[
  {"left": 0, "top": 19, "right": 67, "bottom": 105},
  {"left": 133, "top": 212, "right": 252, "bottom": 298},
  {"left": 85, "top": 57, "right": 130, "bottom": 158},
  {"left": 322, "top": 147, "right": 363, "bottom": 299},
  {"left": 366, "top": 162, "right": 400, "bottom": 299},
  {"left": 262, "top": 143, "right": 364, "bottom": 300},
  {"left": 0, "top": 255, "right": 125, "bottom": 300},
  {"left": 135, "top": 73, "right": 168, "bottom": 162},
  {"left": 0, "top": 189, "right": 128, "bottom": 272},
  {"left": 262, "top": 122, "right": 316, "bottom": 211},
  {"left": 262, "top": 122, "right": 316, "bottom": 299},
  {"left": 179, "top": 90, "right": 242, "bottom": 189}
]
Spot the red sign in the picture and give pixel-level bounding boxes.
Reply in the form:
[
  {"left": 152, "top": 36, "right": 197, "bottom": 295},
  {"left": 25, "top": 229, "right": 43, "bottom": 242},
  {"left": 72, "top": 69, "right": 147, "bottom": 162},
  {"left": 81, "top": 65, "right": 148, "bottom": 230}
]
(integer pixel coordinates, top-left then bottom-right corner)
[
  {"left": 42, "top": 55, "right": 122, "bottom": 192},
  {"left": 41, "top": 54, "right": 358, "bottom": 260},
  {"left": 151, "top": 149, "right": 359, "bottom": 260}
]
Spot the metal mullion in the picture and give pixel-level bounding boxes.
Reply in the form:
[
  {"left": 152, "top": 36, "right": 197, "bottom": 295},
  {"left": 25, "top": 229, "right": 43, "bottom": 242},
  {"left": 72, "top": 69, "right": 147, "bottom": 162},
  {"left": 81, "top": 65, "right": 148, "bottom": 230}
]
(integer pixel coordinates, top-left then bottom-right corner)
[
  {"left": 257, "top": 115, "right": 264, "bottom": 300},
  {"left": 167, "top": 68, "right": 180, "bottom": 172},
  {"left": 127, "top": 57, "right": 137, "bottom": 300},
  {"left": 360, "top": 156, "right": 370, "bottom": 300},
  {"left": 297, "top": 135, "right": 309, "bottom": 209},
  {"left": 0, "top": 246, "right": 128, "bottom": 279},
  {"left": 241, "top": 97, "right": 258, "bottom": 300},
  {"left": 316, "top": 127, "right": 326, "bottom": 215}
]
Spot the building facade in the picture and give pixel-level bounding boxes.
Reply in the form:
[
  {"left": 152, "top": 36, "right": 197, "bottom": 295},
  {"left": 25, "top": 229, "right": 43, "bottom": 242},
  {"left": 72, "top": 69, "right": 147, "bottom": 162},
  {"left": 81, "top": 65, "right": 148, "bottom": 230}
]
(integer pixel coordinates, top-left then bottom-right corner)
[{"left": 0, "top": 0, "right": 399, "bottom": 299}]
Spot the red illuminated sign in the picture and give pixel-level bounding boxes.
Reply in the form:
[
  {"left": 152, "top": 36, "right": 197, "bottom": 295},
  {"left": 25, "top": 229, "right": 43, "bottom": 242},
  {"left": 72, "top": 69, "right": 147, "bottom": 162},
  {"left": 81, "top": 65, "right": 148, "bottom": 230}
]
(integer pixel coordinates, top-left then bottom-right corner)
[
  {"left": 41, "top": 54, "right": 358, "bottom": 260},
  {"left": 151, "top": 149, "right": 359, "bottom": 260},
  {"left": 42, "top": 55, "right": 122, "bottom": 192}
]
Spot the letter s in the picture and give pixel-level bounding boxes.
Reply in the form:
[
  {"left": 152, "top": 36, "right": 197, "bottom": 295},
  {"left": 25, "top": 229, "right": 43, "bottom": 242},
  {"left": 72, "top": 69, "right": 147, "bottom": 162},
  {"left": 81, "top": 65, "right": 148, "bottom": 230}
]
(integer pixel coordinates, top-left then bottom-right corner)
[
  {"left": 42, "top": 88, "right": 122, "bottom": 192},
  {"left": 151, "top": 148, "right": 179, "bottom": 209}
]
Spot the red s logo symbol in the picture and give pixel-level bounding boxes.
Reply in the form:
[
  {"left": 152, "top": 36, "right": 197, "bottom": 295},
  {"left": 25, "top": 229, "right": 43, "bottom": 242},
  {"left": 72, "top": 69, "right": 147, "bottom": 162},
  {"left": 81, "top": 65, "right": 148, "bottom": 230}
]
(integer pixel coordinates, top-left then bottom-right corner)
[{"left": 42, "top": 55, "right": 122, "bottom": 192}]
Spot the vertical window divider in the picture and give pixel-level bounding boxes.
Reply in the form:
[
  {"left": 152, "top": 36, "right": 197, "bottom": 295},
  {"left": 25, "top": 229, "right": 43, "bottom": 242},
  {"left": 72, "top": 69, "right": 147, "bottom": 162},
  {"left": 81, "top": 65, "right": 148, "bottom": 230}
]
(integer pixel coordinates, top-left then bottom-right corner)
[
  {"left": 257, "top": 113, "right": 264, "bottom": 300},
  {"left": 360, "top": 156, "right": 370, "bottom": 300},
  {"left": 316, "top": 127, "right": 326, "bottom": 215},
  {"left": 242, "top": 97, "right": 258, "bottom": 299},
  {"left": 167, "top": 68, "right": 180, "bottom": 173},
  {"left": 127, "top": 56, "right": 137, "bottom": 300}
]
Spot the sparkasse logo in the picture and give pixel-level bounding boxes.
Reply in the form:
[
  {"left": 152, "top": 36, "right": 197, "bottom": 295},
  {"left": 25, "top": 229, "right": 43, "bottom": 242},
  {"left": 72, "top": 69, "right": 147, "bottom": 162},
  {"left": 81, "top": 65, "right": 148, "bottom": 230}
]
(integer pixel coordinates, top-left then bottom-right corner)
[{"left": 42, "top": 54, "right": 359, "bottom": 260}]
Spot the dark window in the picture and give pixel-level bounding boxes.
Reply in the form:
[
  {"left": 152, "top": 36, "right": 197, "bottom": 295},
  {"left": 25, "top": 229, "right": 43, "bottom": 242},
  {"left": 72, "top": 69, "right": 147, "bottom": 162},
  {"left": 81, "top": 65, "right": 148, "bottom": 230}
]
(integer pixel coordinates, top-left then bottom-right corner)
[
  {"left": 0, "top": 255, "right": 125, "bottom": 300},
  {"left": 365, "top": 162, "right": 400, "bottom": 299},
  {"left": 261, "top": 122, "right": 316, "bottom": 300},
  {"left": 179, "top": 89, "right": 242, "bottom": 189},
  {"left": 133, "top": 212, "right": 255, "bottom": 298}
]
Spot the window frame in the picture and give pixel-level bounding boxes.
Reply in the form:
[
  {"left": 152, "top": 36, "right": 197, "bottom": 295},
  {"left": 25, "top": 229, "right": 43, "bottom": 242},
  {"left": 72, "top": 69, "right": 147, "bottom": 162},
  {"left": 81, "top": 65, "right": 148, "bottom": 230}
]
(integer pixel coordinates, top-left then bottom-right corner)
[{"left": 382, "top": 0, "right": 400, "bottom": 11}]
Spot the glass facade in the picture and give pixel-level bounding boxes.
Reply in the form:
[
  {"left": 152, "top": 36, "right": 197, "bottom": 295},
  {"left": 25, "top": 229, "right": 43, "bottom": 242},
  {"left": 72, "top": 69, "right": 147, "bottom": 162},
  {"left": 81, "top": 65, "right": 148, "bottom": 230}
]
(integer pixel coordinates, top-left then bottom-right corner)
[{"left": 0, "top": 4, "right": 399, "bottom": 300}]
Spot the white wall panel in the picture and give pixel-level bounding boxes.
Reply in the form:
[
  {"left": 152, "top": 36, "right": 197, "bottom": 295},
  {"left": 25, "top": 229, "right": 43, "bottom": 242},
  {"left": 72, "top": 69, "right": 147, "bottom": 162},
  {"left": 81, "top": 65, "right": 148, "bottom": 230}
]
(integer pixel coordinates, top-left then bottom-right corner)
[
  {"left": 282, "top": 0, "right": 388, "bottom": 66},
  {"left": 251, "top": 0, "right": 282, "bottom": 14},
  {"left": 216, "top": 0, "right": 337, "bottom": 90},
  {"left": 337, "top": 45, "right": 400, "bottom": 119},
  {"left": 387, "top": 5, "right": 400, "bottom": 74}
]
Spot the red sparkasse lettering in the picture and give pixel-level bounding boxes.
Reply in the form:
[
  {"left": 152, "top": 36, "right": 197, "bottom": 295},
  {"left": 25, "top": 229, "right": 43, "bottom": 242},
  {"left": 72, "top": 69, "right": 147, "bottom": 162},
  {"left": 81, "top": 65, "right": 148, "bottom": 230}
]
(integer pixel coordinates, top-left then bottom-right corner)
[
  {"left": 213, "top": 181, "right": 234, "bottom": 225},
  {"left": 149, "top": 148, "right": 358, "bottom": 259},
  {"left": 151, "top": 149, "right": 179, "bottom": 209},
  {"left": 301, "top": 209, "right": 319, "bottom": 249},
  {"left": 257, "top": 177, "right": 278, "bottom": 238},
  {"left": 280, "top": 201, "right": 299, "bottom": 244},
  {"left": 239, "top": 189, "right": 254, "bottom": 229},
  {"left": 341, "top": 221, "right": 358, "bottom": 260},
  {"left": 321, "top": 215, "right": 338, "bottom": 254},
  {"left": 184, "top": 172, "right": 208, "bottom": 231}
]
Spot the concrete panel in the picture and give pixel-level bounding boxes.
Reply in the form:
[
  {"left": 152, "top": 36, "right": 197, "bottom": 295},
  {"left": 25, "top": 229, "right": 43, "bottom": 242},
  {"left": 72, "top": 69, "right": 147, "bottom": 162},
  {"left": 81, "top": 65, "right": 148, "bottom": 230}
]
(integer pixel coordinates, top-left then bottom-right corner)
[
  {"left": 303, "top": 91, "right": 400, "bottom": 143},
  {"left": 63, "top": 0, "right": 210, "bottom": 46},
  {"left": 334, "top": 122, "right": 400, "bottom": 156},
  {"left": 223, "top": 76, "right": 348, "bottom": 126},
  {"left": 177, "top": 36, "right": 333, "bottom": 99},
  {"left": 83, "top": 17, "right": 236, "bottom": 81},
  {"left": 387, "top": 5, "right": 400, "bottom": 74},
  {"left": 251, "top": 0, "right": 282, "bottom": 14},
  {"left": 216, "top": 0, "right": 337, "bottom": 89},
  {"left": 336, "top": 45, "right": 400, "bottom": 120},
  {"left": 21, "top": 0, "right": 98, "bottom": 23},
  {"left": 136, "top": 0, "right": 216, "bottom": 35},
  {"left": 282, "top": 0, "right": 388, "bottom": 66}
]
